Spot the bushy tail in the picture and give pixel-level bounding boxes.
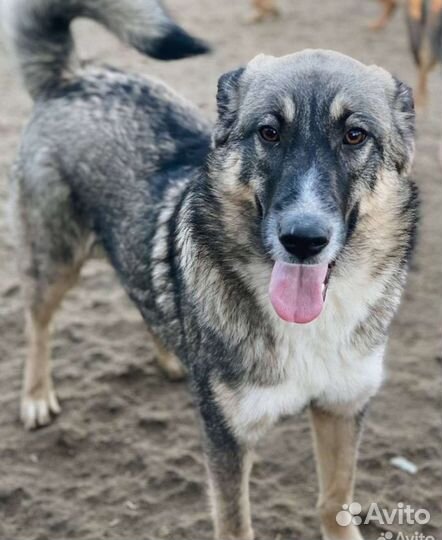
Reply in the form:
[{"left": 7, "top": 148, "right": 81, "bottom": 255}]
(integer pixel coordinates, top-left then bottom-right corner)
[{"left": 2, "top": 0, "right": 210, "bottom": 99}]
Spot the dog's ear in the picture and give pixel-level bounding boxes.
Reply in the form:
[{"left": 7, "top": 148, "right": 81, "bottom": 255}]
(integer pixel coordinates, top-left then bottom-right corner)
[
  {"left": 391, "top": 78, "right": 415, "bottom": 175},
  {"left": 213, "top": 67, "right": 245, "bottom": 147}
]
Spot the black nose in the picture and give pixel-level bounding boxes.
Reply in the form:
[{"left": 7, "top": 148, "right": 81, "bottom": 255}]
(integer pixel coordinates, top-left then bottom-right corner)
[{"left": 278, "top": 217, "right": 330, "bottom": 261}]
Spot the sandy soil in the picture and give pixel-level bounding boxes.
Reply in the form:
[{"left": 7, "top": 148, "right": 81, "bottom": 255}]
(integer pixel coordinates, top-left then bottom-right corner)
[{"left": 0, "top": 1, "right": 441, "bottom": 539}]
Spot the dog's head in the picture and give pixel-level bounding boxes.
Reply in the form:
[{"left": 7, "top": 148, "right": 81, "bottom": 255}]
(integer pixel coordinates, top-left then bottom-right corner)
[{"left": 211, "top": 49, "right": 415, "bottom": 324}]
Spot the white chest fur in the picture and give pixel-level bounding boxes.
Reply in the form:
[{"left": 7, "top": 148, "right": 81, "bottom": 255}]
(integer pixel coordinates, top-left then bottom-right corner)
[{"left": 223, "top": 262, "right": 389, "bottom": 443}]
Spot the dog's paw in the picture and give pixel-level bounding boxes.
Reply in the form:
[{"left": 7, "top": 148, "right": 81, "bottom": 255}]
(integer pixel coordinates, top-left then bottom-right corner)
[{"left": 21, "top": 390, "right": 61, "bottom": 430}]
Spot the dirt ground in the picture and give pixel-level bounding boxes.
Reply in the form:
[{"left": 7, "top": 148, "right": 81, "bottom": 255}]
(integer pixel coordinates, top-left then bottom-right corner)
[{"left": 0, "top": 1, "right": 441, "bottom": 539}]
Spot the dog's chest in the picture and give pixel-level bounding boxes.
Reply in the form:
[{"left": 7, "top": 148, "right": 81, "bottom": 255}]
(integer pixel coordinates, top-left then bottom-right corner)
[{"left": 228, "top": 271, "right": 386, "bottom": 442}]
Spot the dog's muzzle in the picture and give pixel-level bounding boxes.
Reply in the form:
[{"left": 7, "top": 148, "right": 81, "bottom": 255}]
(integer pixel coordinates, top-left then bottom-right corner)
[
  {"left": 268, "top": 213, "right": 339, "bottom": 325},
  {"left": 278, "top": 214, "right": 331, "bottom": 262}
]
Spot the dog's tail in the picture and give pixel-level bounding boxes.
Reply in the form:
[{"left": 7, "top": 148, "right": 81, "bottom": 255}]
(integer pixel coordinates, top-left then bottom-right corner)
[{"left": 2, "top": 0, "right": 210, "bottom": 100}]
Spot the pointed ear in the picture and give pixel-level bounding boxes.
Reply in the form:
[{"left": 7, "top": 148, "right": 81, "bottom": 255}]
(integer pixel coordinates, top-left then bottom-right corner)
[
  {"left": 392, "top": 78, "right": 415, "bottom": 175},
  {"left": 213, "top": 67, "right": 245, "bottom": 147}
]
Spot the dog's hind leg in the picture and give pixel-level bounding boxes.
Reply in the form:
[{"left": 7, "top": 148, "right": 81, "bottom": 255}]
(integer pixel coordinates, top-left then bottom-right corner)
[
  {"left": 406, "top": 0, "right": 436, "bottom": 107},
  {"left": 11, "top": 158, "right": 90, "bottom": 429},
  {"left": 310, "top": 406, "right": 365, "bottom": 540},
  {"left": 415, "top": 44, "right": 437, "bottom": 106},
  {"left": 20, "top": 266, "right": 82, "bottom": 429},
  {"left": 369, "top": 0, "right": 397, "bottom": 30},
  {"left": 415, "top": 63, "right": 430, "bottom": 106}
]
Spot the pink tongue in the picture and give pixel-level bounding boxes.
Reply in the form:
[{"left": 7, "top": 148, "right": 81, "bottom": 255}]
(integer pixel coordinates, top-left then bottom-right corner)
[{"left": 269, "top": 262, "right": 329, "bottom": 324}]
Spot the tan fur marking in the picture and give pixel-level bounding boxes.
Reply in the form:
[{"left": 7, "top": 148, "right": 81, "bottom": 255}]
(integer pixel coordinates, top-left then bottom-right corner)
[
  {"left": 369, "top": 0, "right": 397, "bottom": 30},
  {"left": 310, "top": 407, "right": 363, "bottom": 540},
  {"left": 250, "top": 0, "right": 279, "bottom": 22},
  {"left": 329, "top": 94, "right": 346, "bottom": 122},
  {"left": 408, "top": 0, "right": 424, "bottom": 20},
  {"left": 217, "top": 154, "right": 258, "bottom": 248},
  {"left": 431, "top": 0, "right": 442, "bottom": 13},
  {"left": 149, "top": 330, "right": 186, "bottom": 381},
  {"left": 356, "top": 170, "right": 413, "bottom": 269},
  {"left": 21, "top": 267, "right": 81, "bottom": 429}
]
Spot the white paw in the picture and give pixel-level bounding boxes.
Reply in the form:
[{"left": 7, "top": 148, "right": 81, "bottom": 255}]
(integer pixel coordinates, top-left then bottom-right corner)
[{"left": 21, "top": 390, "right": 61, "bottom": 430}]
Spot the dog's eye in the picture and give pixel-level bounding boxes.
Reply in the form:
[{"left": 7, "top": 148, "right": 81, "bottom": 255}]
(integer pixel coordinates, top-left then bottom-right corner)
[
  {"left": 259, "top": 125, "right": 280, "bottom": 143},
  {"left": 343, "top": 128, "right": 367, "bottom": 146}
]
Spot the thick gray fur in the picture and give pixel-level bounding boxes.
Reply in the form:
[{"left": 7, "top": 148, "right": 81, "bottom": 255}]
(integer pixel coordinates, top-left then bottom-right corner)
[{"left": 5, "top": 2, "right": 418, "bottom": 539}]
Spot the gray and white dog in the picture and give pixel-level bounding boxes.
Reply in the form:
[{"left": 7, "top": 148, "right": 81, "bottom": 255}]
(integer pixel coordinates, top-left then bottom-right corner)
[{"left": 4, "top": 0, "right": 418, "bottom": 539}]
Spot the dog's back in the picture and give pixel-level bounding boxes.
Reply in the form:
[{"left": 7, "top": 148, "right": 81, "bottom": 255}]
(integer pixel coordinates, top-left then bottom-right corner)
[{"left": 5, "top": 0, "right": 211, "bottom": 429}]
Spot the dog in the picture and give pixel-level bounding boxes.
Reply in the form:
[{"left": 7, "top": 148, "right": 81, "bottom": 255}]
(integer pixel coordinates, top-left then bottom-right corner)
[
  {"left": 4, "top": 0, "right": 418, "bottom": 538},
  {"left": 369, "top": 0, "right": 399, "bottom": 30},
  {"left": 370, "top": 0, "right": 442, "bottom": 105}
]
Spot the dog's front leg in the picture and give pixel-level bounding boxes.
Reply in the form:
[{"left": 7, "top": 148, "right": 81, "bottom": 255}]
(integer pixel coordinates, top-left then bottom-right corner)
[
  {"left": 207, "top": 447, "right": 253, "bottom": 540},
  {"left": 200, "top": 407, "right": 254, "bottom": 540},
  {"left": 310, "top": 405, "right": 365, "bottom": 540}
]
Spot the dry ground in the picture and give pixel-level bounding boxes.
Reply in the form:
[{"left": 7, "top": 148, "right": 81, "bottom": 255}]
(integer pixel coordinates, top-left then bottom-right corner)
[{"left": 0, "top": 1, "right": 441, "bottom": 539}]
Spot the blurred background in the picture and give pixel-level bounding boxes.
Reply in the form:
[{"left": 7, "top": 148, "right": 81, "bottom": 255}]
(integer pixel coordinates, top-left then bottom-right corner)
[{"left": 0, "top": 1, "right": 440, "bottom": 539}]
